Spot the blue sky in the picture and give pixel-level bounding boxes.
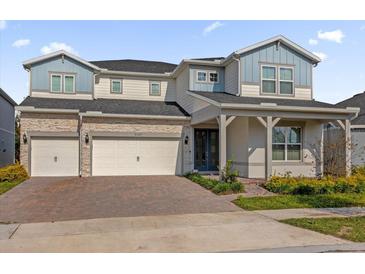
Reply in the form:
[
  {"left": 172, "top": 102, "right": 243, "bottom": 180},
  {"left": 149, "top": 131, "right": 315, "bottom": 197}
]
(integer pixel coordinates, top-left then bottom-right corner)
[{"left": 0, "top": 20, "right": 365, "bottom": 104}]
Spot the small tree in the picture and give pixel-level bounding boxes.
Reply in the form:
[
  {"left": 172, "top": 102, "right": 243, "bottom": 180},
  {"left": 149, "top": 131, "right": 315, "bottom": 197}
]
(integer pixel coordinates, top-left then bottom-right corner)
[{"left": 221, "top": 160, "right": 239, "bottom": 184}]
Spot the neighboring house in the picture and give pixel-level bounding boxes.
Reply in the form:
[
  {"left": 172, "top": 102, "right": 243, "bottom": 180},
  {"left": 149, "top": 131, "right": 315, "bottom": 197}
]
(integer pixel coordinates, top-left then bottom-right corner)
[
  {"left": 336, "top": 92, "right": 365, "bottom": 166},
  {"left": 0, "top": 88, "right": 17, "bottom": 167},
  {"left": 16, "top": 35, "right": 359, "bottom": 178}
]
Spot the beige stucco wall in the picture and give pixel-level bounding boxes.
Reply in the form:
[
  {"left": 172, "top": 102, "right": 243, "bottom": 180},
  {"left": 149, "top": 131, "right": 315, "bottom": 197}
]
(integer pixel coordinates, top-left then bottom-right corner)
[
  {"left": 19, "top": 112, "right": 80, "bottom": 173},
  {"left": 247, "top": 118, "right": 322, "bottom": 178}
]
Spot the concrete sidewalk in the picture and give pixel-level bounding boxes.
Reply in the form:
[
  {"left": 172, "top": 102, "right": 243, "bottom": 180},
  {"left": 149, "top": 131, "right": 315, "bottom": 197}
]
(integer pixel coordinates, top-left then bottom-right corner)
[
  {"left": 0, "top": 211, "right": 348, "bottom": 252},
  {"left": 255, "top": 207, "right": 365, "bottom": 220}
]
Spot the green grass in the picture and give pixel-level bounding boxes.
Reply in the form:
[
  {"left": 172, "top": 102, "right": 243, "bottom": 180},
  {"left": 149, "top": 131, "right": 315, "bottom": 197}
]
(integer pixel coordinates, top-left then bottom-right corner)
[
  {"left": 234, "top": 193, "right": 365, "bottom": 210},
  {"left": 281, "top": 216, "right": 365, "bottom": 242},
  {"left": 0, "top": 179, "right": 25, "bottom": 195}
]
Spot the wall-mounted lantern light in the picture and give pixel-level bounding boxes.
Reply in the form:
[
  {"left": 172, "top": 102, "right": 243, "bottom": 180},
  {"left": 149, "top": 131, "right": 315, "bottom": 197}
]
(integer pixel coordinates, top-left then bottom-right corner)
[
  {"left": 23, "top": 133, "right": 27, "bottom": 144},
  {"left": 85, "top": 133, "right": 89, "bottom": 144},
  {"left": 184, "top": 135, "right": 189, "bottom": 145}
]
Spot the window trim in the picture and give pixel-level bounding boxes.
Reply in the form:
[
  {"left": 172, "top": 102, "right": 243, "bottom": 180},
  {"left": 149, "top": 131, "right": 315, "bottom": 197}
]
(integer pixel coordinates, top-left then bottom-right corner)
[
  {"left": 208, "top": 71, "right": 220, "bottom": 84},
  {"left": 261, "top": 65, "right": 277, "bottom": 94},
  {"left": 63, "top": 74, "right": 76, "bottom": 94},
  {"left": 196, "top": 71, "right": 208, "bottom": 83},
  {"left": 110, "top": 79, "right": 123, "bottom": 94},
  {"left": 260, "top": 64, "right": 295, "bottom": 97},
  {"left": 272, "top": 126, "right": 302, "bottom": 162},
  {"left": 149, "top": 81, "right": 161, "bottom": 96},
  {"left": 279, "top": 66, "right": 294, "bottom": 95},
  {"left": 50, "top": 73, "right": 63, "bottom": 93}
]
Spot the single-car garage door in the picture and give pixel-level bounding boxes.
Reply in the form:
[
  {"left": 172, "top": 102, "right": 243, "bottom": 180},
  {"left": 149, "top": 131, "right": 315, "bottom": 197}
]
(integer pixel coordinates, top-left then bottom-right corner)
[
  {"left": 31, "top": 137, "right": 79, "bottom": 176},
  {"left": 92, "top": 137, "right": 181, "bottom": 176}
]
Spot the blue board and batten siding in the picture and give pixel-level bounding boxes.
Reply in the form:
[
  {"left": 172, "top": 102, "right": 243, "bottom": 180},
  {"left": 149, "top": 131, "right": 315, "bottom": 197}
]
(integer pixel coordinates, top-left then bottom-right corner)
[
  {"left": 31, "top": 56, "right": 94, "bottom": 93},
  {"left": 189, "top": 65, "right": 225, "bottom": 92},
  {"left": 241, "top": 43, "right": 312, "bottom": 87}
]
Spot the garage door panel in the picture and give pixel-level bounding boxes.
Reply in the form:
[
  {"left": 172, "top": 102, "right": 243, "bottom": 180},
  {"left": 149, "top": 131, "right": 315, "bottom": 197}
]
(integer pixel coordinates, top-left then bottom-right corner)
[
  {"left": 92, "top": 137, "right": 180, "bottom": 176},
  {"left": 31, "top": 138, "right": 79, "bottom": 176}
]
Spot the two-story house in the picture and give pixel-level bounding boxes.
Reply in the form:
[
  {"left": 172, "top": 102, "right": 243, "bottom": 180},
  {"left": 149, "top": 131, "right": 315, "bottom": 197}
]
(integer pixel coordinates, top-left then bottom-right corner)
[
  {"left": 17, "top": 35, "right": 359, "bottom": 178},
  {"left": 0, "top": 88, "right": 17, "bottom": 167}
]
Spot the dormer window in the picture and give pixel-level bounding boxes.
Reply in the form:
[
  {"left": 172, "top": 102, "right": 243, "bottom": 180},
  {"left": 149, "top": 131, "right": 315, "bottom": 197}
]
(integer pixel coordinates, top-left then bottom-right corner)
[
  {"left": 279, "top": 67, "right": 294, "bottom": 95},
  {"left": 64, "top": 75, "right": 75, "bottom": 93},
  {"left": 51, "top": 74, "right": 62, "bottom": 93},
  {"left": 150, "top": 81, "right": 161, "bottom": 96},
  {"left": 209, "top": 72, "right": 219, "bottom": 83},
  {"left": 261, "top": 65, "right": 294, "bottom": 95},
  {"left": 261, "top": 66, "right": 276, "bottom": 94}
]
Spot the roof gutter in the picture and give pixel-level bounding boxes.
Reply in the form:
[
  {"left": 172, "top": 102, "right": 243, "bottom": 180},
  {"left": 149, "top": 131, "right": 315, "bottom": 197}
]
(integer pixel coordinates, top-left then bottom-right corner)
[
  {"left": 15, "top": 106, "right": 79, "bottom": 114},
  {"left": 186, "top": 91, "right": 360, "bottom": 117},
  {"left": 100, "top": 69, "right": 172, "bottom": 78},
  {"left": 80, "top": 111, "right": 190, "bottom": 120}
]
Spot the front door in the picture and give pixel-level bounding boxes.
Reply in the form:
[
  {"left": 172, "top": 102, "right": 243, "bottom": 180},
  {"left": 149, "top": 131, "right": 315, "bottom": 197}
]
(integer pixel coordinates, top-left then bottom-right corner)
[{"left": 194, "top": 129, "right": 219, "bottom": 171}]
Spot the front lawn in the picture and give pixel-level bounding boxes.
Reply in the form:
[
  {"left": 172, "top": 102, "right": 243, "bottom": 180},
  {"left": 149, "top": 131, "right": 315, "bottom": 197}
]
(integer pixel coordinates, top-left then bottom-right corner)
[
  {"left": 281, "top": 216, "right": 365, "bottom": 242},
  {"left": 234, "top": 193, "right": 365, "bottom": 210},
  {"left": 0, "top": 163, "right": 28, "bottom": 195}
]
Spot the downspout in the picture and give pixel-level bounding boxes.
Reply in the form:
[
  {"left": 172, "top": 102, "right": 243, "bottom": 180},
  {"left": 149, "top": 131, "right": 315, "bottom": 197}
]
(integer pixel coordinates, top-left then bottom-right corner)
[
  {"left": 78, "top": 114, "right": 83, "bottom": 177},
  {"left": 232, "top": 56, "right": 241, "bottom": 96}
]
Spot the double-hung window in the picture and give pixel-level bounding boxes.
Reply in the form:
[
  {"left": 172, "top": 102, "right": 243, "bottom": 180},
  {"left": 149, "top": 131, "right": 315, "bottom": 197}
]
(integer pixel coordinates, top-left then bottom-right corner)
[
  {"left": 261, "top": 65, "right": 294, "bottom": 95},
  {"left": 150, "top": 81, "right": 161, "bottom": 96},
  {"left": 272, "top": 127, "right": 302, "bottom": 161},
  {"left": 261, "top": 66, "right": 276, "bottom": 94},
  {"left": 111, "top": 79, "right": 122, "bottom": 93},
  {"left": 197, "top": 71, "right": 207, "bottom": 82},
  {"left": 51, "top": 74, "right": 62, "bottom": 93},
  {"left": 279, "top": 67, "right": 294, "bottom": 95},
  {"left": 64, "top": 75, "right": 75, "bottom": 93}
]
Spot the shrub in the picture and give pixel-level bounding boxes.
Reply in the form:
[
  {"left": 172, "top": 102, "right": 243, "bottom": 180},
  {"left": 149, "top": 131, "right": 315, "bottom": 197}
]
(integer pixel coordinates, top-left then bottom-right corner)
[
  {"left": 212, "top": 183, "right": 231, "bottom": 194},
  {"left": 231, "top": 181, "right": 243, "bottom": 193},
  {"left": 265, "top": 173, "right": 365, "bottom": 195},
  {"left": 0, "top": 163, "right": 28, "bottom": 183}
]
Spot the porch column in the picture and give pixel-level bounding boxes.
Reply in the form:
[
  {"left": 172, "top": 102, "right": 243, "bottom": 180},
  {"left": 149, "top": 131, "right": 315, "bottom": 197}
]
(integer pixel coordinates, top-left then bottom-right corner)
[
  {"left": 345, "top": 119, "right": 352, "bottom": 176},
  {"left": 218, "top": 114, "right": 227, "bottom": 179},
  {"left": 266, "top": 116, "right": 273, "bottom": 180}
]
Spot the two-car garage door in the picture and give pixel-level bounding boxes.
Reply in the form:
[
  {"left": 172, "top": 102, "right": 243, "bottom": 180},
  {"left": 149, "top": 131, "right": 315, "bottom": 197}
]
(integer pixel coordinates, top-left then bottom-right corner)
[{"left": 91, "top": 137, "right": 181, "bottom": 176}]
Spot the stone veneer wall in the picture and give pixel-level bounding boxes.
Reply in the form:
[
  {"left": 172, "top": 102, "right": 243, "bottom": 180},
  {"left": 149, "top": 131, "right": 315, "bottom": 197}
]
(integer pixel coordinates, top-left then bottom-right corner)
[
  {"left": 20, "top": 112, "right": 193, "bottom": 176},
  {"left": 20, "top": 112, "right": 79, "bottom": 173}
]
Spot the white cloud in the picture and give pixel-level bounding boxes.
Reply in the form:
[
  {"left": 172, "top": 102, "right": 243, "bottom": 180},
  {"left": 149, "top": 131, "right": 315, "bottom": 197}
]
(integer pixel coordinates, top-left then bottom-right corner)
[
  {"left": 317, "top": 29, "right": 345, "bottom": 43},
  {"left": 40, "top": 42, "right": 78, "bottom": 55},
  {"left": 203, "top": 21, "right": 224, "bottom": 36},
  {"left": 313, "top": 51, "right": 328, "bottom": 61},
  {"left": 12, "top": 39, "right": 31, "bottom": 48},
  {"left": 0, "top": 20, "right": 6, "bottom": 30},
  {"left": 308, "top": 38, "right": 318, "bottom": 45}
]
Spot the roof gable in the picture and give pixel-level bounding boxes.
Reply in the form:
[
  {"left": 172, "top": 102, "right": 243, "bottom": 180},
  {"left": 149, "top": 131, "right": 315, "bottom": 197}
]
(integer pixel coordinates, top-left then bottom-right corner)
[{"left": 234, "top": 35, "right": 321, "bottom": 64}]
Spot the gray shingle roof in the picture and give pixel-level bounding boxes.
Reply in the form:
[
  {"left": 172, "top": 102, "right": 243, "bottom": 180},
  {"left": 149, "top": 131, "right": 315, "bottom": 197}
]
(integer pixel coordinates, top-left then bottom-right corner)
[
  {"left": 336, "top": 91, "right": 365, "bottom": 125},
  {"left": 19, "top": 97, "right": 189, "bottom": 117},
  {"left": 0, "top": 88, "right": 17, "bottom": 106},
  {"left": 190, "top": 57, "right": 225, "bottom": 61},
  {"left": 192, "top": 91, "right": 342, "bottom": 109},
  {"left": 89, "top": 59, "right": 177, "bottom": 74}
]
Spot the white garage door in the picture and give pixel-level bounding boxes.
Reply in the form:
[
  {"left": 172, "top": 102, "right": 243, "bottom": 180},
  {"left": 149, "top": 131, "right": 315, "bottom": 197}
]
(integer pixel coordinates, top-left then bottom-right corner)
[
  {"left": 92, "top": 137, "right": 181, "bottom": 176},
  {"left": 31, "top": 138, "right": 79, "bottom": 176}
]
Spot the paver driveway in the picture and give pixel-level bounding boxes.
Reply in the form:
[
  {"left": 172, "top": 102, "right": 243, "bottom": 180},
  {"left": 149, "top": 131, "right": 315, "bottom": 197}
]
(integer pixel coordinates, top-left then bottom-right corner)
[{"left": 0, "top": 176, "right": 239, "bottom": 223}]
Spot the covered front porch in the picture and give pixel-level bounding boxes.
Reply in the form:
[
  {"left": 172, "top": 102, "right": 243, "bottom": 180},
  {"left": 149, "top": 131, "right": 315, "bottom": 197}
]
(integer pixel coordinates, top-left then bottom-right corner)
[{"left": 189, "top": 92, "right": 359, "bottom": 180}]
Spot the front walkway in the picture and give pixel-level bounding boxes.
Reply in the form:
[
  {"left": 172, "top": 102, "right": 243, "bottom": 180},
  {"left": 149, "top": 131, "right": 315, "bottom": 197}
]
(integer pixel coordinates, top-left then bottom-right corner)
[
  {"left": 255, "top": 207, "right": 365, "bottom": 220},
  {"left": 0, "top": 211, "right": 348, "bottom": 252}
]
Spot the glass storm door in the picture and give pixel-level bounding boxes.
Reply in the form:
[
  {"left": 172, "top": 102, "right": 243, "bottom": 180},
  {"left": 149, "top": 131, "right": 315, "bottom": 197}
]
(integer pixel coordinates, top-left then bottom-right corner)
[{"left": 194, "top": 129, "right": 219, "bottom": 171}]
